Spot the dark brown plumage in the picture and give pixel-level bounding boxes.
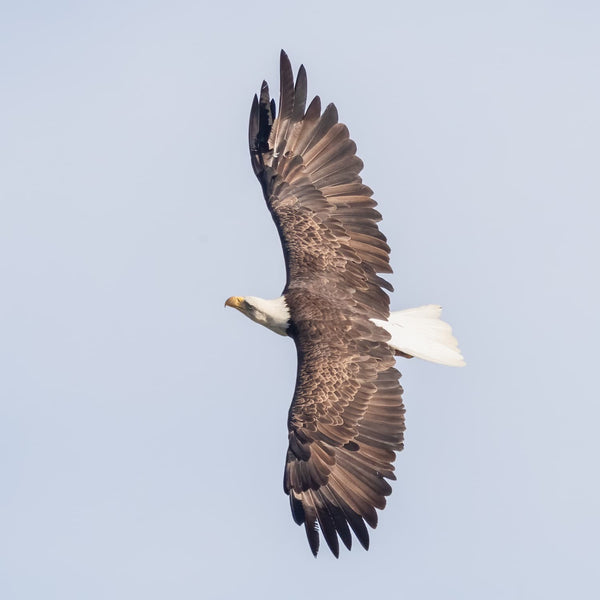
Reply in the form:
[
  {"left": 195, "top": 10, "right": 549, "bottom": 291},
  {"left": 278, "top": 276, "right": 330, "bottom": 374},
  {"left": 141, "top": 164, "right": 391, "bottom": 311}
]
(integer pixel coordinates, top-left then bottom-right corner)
[{"left": 249, "top": 51, "right": 406, "bottom": 557}]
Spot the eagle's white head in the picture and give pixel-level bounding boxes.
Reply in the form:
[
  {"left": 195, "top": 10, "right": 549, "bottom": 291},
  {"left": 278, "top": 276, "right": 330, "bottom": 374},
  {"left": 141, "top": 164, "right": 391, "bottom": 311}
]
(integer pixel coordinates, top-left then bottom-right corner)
[{"left": 225, "top": 295, "right": 290, "bottom": 336}]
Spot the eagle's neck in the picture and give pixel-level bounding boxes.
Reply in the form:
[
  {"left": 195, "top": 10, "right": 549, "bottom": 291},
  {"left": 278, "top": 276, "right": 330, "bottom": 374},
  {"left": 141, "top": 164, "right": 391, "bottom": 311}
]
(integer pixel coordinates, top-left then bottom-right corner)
[{"left": 246, "top": 295, "right": 291, "bottom": 336}]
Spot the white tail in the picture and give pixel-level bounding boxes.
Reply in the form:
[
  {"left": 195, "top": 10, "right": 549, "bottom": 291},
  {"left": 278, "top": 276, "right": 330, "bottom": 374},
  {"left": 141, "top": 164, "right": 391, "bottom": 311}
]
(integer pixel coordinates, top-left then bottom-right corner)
[{"left": 371, "top": 305, "right": 466, "bottom": 367}]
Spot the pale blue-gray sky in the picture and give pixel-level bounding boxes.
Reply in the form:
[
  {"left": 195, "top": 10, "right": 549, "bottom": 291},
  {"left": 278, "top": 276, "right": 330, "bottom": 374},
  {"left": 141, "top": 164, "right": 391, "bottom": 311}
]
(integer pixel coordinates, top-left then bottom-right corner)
[{"left": 1, "top": 1, "right": 599, "bottom": 598}]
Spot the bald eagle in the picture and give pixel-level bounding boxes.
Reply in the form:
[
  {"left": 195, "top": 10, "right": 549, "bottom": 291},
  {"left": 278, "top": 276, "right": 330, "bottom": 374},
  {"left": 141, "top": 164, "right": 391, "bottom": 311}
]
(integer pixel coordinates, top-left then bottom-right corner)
[{"left": 226, "top": 51, "right": 465, "bottom": 557}]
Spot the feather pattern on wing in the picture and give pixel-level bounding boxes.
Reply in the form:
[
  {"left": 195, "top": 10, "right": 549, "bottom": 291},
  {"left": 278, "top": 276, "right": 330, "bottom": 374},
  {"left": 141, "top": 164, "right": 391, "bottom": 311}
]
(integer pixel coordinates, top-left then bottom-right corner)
[{"left": 249, "top": 51, "right": 405, "bottom": 557}]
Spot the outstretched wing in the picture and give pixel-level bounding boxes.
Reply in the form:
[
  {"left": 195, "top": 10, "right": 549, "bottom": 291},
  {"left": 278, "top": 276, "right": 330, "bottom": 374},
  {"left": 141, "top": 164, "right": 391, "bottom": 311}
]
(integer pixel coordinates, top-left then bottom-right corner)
[{"left": 249, "top": 51, "right": 405, "bottom": 556}]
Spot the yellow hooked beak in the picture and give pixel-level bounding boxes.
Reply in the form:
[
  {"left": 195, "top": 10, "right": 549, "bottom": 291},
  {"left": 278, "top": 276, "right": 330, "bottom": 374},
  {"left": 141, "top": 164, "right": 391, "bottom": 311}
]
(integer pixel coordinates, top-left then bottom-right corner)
[{"left": 224, "top": 296, "right": 245, "bottom": 310}]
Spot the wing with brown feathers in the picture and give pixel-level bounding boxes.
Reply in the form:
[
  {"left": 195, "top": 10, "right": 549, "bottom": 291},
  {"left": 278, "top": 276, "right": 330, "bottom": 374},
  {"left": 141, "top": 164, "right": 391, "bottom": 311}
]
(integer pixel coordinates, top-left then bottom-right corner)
[{"left": 249, "top": 51, "right": 405, "bottom": 556}]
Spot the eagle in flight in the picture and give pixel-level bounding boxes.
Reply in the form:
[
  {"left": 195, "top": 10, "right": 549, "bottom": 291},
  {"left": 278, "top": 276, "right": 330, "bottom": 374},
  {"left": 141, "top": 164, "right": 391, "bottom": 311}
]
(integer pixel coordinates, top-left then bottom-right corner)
[{"left": 226, "top": 51, "right": 465, "bottom": 557}]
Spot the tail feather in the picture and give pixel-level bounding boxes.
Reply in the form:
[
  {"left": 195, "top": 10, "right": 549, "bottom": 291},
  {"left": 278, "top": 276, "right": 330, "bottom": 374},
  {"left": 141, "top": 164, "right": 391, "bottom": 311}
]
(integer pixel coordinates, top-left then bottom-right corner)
[{"left": 372, "top": 305, "right": 466, "bottom": 367}]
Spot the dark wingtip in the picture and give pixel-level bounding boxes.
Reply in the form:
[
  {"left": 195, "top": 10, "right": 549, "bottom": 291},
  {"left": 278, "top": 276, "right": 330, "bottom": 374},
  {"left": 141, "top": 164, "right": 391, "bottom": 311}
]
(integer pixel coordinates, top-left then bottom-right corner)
[
  {"left": 297, "top": 65, "right": 307, "bottom": 91},
  {"left": 280, "top": 50, "right": 292, "bottom": 75},
  {"left": 289, "top": 493, "right": 305, "bottom": 526},
  {"left": 306, "top": 520, "right": 320, "bottom": 557},
  {"left": 305, "top": 95, "right": 322, "bottom": 121},
  {"left": 293, "top": 64, "right": 308, "bottom": 120},
  {"left": 248, "top": 94, "right": 259, "bottom": 151},
  {"left": 323, "top": 102, "right": 339, "bottom": 124}
]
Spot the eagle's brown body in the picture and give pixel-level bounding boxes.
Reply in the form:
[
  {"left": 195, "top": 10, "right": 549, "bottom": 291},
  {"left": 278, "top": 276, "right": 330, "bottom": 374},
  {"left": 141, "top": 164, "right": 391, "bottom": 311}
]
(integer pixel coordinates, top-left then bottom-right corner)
[
  {"left": 226, "top": 51, "right": 464, "bottom": 557},
  {"left": 248, "top": 52, "right": 405, "bottom": 557}
]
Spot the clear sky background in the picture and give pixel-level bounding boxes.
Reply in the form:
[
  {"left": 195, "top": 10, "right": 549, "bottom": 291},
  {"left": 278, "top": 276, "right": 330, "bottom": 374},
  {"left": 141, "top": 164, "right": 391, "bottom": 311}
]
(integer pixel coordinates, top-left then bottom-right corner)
[{"left": 1, "top": 1, "right": 599, "bottom": 598}]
